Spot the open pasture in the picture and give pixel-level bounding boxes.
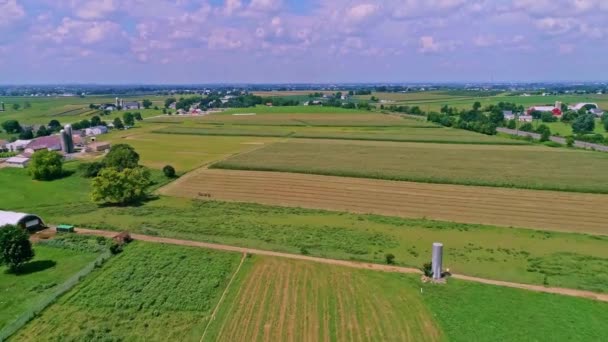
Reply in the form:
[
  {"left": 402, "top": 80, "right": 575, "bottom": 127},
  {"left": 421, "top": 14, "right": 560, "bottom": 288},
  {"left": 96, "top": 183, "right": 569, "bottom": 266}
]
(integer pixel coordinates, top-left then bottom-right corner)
[
  {"left": 0, "top": 244, "right": 99, "bottom": 330},
  {"left": 13, "top": 242, "right": 241, "bottom": 341},
  {"left": 153, "top": 124, "right": 527, "bottom": 145},
  {"left": 422, "top": 276, "right": 608, "bottom": 341},
  {"left": 213, "top": 139, "right": 608, "bottom": 193},
  {"left": 160, "top": 168, "right": 608, "bottom": 236},
  {"left": 204, "top": 255, "right": 442, "bottom": 342},
  {"left": 101, "top": 128, "right": 278, "bottom": 171}
]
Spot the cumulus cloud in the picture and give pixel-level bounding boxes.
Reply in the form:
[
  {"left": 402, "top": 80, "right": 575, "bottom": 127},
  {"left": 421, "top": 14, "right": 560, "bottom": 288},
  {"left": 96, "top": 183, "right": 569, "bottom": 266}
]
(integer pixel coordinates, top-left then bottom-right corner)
[
  {"left": 0, "top": 0, "right": 26, "bottom": 27},
  {"left": 418, "top": 35, "right": 459, "bottom": 53},
  {"left": 74, "top": 0, "right": 116, "bottom": 19}
]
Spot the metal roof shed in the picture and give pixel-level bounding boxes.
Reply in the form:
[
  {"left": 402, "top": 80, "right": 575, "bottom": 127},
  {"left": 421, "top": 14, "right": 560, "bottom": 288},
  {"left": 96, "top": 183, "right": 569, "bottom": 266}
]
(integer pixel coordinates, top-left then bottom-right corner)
[{"left": 0, "top": 210, "right": 45, "bottom": 231}]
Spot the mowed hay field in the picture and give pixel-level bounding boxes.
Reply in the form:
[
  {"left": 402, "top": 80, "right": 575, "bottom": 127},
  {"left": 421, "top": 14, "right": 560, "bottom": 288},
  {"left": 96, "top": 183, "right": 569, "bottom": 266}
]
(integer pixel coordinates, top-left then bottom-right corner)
[
  {"left": 13, "top": 242, "right": 241, "bottom": 341},
  {"left": 213, "top": 139, "right": 608, "bottom": 193},
  {"left": 204, "top": 256, "right": 441, "bottom": 342},
  {"left": 160, "top": 169, "right": 608, "bottom": 235}
]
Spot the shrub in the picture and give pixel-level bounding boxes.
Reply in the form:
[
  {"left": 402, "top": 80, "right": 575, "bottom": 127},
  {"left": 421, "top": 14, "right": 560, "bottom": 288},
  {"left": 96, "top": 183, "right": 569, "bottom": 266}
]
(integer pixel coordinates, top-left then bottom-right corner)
[
  {"left": 519, "top": 123, "right": 534, "bottom": 132},
  {"left": 300, "top": 247, "right": 309, "bottom": 255},
  {"left": 163, "top": 165, "right": 176, "bottom": 178},
  {"left": 421, "top": 262, "right": 433, "bottom": 277},
  {"left": 109, "top": 243, "right": 123, "bottom": 255},
  {"left": 506, "top": 119, "right": 516, "bottom": 129},
  {"left": 566, "top": 136, "right": 575, "bottom": 147},
  {"left": 385, "top": 253, "right": 395, "bottom": 265},
  {"left": 79, "top": 162, "right": 105, "bottom": 178}
]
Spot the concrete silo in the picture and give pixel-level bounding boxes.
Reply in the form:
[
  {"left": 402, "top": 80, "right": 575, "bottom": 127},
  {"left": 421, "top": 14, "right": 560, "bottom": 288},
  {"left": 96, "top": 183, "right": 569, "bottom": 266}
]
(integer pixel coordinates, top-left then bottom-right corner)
[
  {"left": 432, "top": 242, "right": 443, "bottom": 280},
  {"left": 62, "top": 124, "right": 74, "bottom": 153}
]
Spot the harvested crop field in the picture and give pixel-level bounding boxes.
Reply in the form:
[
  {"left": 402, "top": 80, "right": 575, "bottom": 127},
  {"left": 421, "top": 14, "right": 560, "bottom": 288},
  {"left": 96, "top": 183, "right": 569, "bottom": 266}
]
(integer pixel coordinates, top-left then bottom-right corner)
[
  {"left": 213, "top": 139, "right": 608, "bottom": 193},
  {"left": 204, "top": 256, "right": 441, "bottom": 342},
  {"left": 160, "top": 168, "right": 608, "bottom": 235}
]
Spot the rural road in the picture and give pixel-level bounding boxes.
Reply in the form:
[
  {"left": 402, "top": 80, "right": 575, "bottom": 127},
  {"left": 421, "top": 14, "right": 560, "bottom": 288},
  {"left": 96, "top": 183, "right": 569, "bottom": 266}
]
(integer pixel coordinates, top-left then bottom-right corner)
[
  {"left": 75, "top": 228, "right": 608, "bottom": 303},
  {"left": 497, "top": 127, "right": 608, "bottom": 152}
]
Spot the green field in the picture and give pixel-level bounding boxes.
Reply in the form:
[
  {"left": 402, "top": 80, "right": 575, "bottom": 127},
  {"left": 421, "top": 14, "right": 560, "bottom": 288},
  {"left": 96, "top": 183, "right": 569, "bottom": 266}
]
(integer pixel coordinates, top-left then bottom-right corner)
[
  {"left": 2, "top": 164, "right": 608, "bottom": 293},
  {"left": 13, "top": 242, "right": 241, "bottom": 341},
  {"left": 0, "top": 96, "right": 165, "bottom": 125},
  {"left": 153, "top": 125, "right": 527, "bottom": 145},
  {"left": 422, "top": 276, "right": 608, "bottom": 341},
  {"left": 0, "top": 243, "right": 99, "bottom": 330},
  {"left": 366, "top": 91, "right": 608, "bottom": 113},
  {"left": 100, "top": 126, "right": 278, "bottom": 171},
  {"left": 205, "top": 255, "right": 442, "bottom": 341},
  {"left": 213, "top": 139, "right": 608, "bottom": 193}
]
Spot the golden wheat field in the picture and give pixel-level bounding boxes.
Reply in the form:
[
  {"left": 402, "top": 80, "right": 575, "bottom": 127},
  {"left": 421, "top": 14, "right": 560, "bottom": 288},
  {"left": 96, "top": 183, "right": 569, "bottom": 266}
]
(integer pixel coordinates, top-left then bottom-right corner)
[{"left": 160, "top": 168, "right": 608, "bottom": 235}]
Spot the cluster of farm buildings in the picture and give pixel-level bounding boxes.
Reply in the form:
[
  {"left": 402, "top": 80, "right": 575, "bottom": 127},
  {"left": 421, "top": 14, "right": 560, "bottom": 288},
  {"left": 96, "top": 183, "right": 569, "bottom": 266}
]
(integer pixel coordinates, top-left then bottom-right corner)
[
  {"left": 98, "top": 98, "right": 141, "bottom": 111},
  {"left": 504, "top": 102, "right": 604, "bottom": 122},
  {"left": 0, "top": 124, "right": 111, "bottom": 168}
]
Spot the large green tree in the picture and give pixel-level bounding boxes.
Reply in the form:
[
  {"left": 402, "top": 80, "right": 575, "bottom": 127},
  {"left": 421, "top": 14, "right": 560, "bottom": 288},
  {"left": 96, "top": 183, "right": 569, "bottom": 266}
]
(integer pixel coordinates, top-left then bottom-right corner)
[
  {"left": 123, "top": 112, "right": 135, "bottom": 126},
  {"left": 0, "top": 225, "right": 34, "bottom": 273},
  {"left": 102, "top": 144, "right": 140, "bottom": 171},
  {"left": 142, "top": 99, "right": 153, "bottom": 109},
  {"left": 1, "top": 120, "right": 22, "bottom": 133},
  {"left": 113, "top": 117, "right": 124, "bottom": 129},
  {"left": 572, "top": 114, "right": 595, "bottom": 134},
  {"left": 91, "top": 167, "right": 152, "bottom": 205},
  {"left": 29, "top": 150, "right": 63, "bottom": 180}
]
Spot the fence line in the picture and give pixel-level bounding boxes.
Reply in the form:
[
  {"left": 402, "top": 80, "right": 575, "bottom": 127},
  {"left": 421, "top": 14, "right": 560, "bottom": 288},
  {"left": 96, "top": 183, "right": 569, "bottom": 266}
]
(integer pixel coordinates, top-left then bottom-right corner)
[{"left": 0, "top": 250, "right": 112, "bottom": 341}]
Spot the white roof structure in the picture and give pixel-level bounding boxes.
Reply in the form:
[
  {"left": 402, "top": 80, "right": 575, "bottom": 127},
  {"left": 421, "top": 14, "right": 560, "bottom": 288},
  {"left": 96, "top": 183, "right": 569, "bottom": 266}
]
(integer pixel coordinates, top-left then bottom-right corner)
[
  {"left": 0, "top": 210, "right": 42, "bottom": 227},
  {"left": 569, "top": 103, "right": 599, "bottom": 111},
  {"left": 530, "top": 106, "right": 555, "bottom": 112},
  {"left": 6, "top": 157, "right": 29, "bottom": 164}
]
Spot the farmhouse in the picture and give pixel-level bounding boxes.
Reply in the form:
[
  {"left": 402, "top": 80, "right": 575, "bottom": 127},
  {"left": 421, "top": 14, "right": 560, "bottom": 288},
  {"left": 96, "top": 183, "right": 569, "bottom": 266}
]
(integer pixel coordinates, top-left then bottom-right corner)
[
  {"left": 0, "top": 139, "right": 7, "bottom": 149},
  {"left": 4, "top": 156, "right": 30, "bottom": 168},
  {"left": 0, "top": 210, "right": 45, "bottom": 231},
  {"left": 25, "top": 135, "right": 62, "bottom": 153}
]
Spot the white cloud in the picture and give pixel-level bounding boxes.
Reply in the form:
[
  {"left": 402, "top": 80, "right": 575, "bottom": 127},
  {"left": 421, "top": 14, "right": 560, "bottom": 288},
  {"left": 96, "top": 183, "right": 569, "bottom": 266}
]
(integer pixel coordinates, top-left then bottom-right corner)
[
  {"left": 0, "top": 0, "right": 25, "bottom": 27},
  {"left": 74, "top": 0, "right": 116, "bottom": 19},
  {"left": 346, "top": 3, "right": 378, "bottom": 22},
  {"left": 418, "top": 36, "right": 440, "bottom": 53},
  {"left": 223, "top": 0, "right": 242, "bottom": 16}
]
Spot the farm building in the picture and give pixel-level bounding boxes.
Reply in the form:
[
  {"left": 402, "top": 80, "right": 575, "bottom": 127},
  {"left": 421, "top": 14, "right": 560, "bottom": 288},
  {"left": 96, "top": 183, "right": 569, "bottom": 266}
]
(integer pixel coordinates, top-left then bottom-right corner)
[
  {"left": 527, "top": 106, "right": 561, "bottom": 116},
  {"left": 85, "top": 126, "right": 108, "bottom": 136},
  {"left": 0, "top": 210, "right": 45, "bottom": 231},
  {"left": 86, "top": 141, "right": 111, "bottom": 152},
  {"left": 123, "top": 101, "right": 141, "bottom": 110},
  {"left": 569, "top": 103, "right": 599, "bottom": 111},
  {"left": 4, "top": 156, "right": 30, "bottom": 168},
  {"left": 5, "top": 139, "right": 32, "bottom": 152}
]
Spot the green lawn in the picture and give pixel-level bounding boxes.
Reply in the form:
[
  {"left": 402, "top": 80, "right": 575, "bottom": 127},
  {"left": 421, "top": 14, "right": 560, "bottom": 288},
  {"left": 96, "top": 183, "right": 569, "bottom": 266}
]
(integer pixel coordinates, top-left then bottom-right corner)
[
  {"left": 213, "top": 139, "right": 608, "bottom": 193},
  {"left": 0, "top": 245, "right": 99, "bottom": 330},
  {"left": 12, "top": 242, "right": 241, "bottom": 341},
  {"left": 422, "top": 277, "right": 608, "bottom": 341}
]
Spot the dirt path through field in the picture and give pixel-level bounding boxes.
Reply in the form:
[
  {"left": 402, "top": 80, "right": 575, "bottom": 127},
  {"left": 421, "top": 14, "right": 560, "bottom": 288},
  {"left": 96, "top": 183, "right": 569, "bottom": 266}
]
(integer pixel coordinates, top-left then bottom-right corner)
[{"left": 75, "top": 228, "right": 608, "bottom": 303}]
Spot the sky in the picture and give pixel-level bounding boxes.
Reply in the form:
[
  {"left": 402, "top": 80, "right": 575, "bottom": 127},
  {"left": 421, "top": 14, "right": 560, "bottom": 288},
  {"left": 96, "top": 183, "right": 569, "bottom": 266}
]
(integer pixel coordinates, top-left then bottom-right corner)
[{"left": 0, "top": 0, "right": 607, "bottom": 84}]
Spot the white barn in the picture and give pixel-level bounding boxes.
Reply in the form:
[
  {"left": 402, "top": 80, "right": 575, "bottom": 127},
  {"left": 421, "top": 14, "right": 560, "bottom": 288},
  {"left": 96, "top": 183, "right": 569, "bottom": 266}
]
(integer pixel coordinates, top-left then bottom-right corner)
[{"left": 0, "top": 210, "right": 45, "bottom": 231}]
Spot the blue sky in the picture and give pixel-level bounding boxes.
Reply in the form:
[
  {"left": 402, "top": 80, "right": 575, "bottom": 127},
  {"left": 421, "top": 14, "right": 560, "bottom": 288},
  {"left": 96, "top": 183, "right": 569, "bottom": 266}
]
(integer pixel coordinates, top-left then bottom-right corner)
[{"left": 0, "top": 0, "right": 607, "bottom": 84}]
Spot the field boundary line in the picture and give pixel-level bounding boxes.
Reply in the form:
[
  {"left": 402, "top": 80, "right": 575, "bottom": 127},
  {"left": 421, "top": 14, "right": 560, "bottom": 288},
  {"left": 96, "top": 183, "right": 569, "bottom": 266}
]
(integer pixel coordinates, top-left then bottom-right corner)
[
  {"left": 74, "top": 228, "right": 608, "bottom": 303},
  {"left": 199, "top": 252, "right": 247, "bottom": 342}
]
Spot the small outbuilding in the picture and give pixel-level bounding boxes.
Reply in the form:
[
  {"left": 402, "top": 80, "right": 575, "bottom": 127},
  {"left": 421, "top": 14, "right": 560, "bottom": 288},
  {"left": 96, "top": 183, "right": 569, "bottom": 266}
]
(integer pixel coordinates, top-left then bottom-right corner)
[
  {"left": 0, "top": 210, "right": 45, "bottom": 231},
  {"left": 4, "top": 156, "right": 30, "bottom": 168}
]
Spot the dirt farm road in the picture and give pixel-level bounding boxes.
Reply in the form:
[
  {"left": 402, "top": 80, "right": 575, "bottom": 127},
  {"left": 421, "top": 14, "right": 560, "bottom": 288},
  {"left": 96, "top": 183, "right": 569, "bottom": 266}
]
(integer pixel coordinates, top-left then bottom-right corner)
[{"left": 75, "top": 228, "right": 608, "bottom": 303}]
